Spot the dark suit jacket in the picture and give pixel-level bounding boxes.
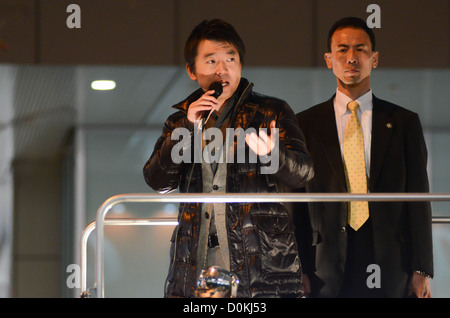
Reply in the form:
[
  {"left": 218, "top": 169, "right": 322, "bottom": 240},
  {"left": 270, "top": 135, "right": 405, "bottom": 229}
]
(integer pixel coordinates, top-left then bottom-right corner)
[{"left": 294, "top": 94, "right": 434, "bottom": 298}]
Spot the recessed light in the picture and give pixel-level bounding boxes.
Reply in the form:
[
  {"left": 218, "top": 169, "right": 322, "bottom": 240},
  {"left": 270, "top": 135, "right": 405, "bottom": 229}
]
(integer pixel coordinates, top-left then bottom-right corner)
[{"left": 91, "top": 80, "right": 116, "bottom": 90}]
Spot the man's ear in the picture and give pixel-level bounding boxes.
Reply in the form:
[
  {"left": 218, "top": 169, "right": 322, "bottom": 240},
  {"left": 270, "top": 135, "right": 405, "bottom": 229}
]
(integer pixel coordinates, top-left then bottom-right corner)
[
  {"left": 324, "top": 53, "right": 333, "bottom": 69},
  {"left": 372, "top": 51, "right": 379, "bottom": 69},
  {"left": 186, "top": 63, "right": 197, "bottom": 81}
]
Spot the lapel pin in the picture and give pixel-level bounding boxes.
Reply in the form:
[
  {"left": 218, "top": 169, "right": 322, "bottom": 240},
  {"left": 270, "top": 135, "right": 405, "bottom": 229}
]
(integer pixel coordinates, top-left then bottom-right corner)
[{"left": 386, "top": 123, "right": 393, "bottom": 128}]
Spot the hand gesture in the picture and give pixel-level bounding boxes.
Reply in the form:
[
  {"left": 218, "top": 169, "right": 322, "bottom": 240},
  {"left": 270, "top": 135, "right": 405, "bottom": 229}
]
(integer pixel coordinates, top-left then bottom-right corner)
[{"left": 245, "top": 120, "right": 277, "bottom": 156}]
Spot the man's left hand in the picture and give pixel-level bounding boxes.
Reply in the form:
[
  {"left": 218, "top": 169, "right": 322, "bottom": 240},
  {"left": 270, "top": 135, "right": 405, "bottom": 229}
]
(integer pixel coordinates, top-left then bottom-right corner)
[
  {"left": 408, "top": 272, "right": 432, "bottom": 298},
  {"left": 245, "top": 120, "right": 277, "bottom": 156}
]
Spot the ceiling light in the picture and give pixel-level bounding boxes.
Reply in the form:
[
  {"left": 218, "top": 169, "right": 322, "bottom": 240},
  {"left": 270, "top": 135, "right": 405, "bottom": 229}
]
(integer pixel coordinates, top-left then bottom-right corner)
[{"left": 91, "top": 80, "right": 116, "bottom": 90}]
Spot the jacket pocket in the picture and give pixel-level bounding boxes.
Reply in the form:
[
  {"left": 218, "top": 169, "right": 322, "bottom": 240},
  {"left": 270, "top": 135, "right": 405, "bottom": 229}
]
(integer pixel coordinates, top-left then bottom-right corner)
[{"left": 251, "top": 203, "right": 301, "bottom": 276}]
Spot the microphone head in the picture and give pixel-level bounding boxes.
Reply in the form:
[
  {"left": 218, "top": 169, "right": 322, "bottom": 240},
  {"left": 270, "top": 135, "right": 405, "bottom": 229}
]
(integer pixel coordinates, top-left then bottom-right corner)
[{"left": 208, "top": 81, "right": 223, "bottom": 99}]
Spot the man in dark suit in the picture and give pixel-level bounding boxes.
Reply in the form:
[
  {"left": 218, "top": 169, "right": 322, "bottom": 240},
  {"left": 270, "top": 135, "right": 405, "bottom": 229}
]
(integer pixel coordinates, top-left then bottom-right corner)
[{"left": 294, "top": 17, "right": 433, "bottom": 298}]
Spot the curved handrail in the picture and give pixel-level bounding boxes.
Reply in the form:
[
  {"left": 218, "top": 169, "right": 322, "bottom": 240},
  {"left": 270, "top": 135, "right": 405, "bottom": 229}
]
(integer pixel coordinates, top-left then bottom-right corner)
[{"left": 82, "top": 192, "right": 450, "bottom": 297}]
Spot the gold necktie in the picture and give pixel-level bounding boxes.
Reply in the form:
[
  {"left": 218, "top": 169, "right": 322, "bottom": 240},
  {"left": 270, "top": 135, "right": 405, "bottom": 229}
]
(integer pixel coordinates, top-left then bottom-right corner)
[{"left": 344, "top": 101, "right": 369, "bottom": 231}]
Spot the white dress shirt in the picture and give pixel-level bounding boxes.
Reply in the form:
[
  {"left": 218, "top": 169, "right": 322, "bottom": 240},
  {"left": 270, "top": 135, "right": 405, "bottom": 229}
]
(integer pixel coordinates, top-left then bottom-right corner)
[{"left": 334, "top": 89, "right": 373, "bottom": 177}]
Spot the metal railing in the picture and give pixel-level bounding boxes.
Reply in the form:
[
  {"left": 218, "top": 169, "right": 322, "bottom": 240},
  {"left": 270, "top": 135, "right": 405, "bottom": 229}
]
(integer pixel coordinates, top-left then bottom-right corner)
[
  {"left": 80, "top": 192, "right": 450, "bottom": 298},
  {"left": 79, "top": 217, "right": 178, "bottom": 296}
]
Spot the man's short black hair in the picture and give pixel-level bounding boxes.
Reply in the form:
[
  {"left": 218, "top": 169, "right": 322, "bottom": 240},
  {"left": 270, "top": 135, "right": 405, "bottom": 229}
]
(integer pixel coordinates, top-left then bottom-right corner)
[
  {"left": 184, "top": 19, "right": 246, "bottom": 74},
  {"left": 327, "top": 17, "right": 376, "bottom": 52}
]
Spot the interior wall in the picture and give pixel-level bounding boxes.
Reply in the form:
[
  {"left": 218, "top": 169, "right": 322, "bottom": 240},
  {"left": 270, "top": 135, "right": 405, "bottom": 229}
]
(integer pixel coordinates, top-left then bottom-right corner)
[
  {"left": 0, "top": 0, "right": 449, "bottom": 68},
  {"left": 12, "top": 159, "right": 62, "bottom": 297},
  {"left": 0, "top": 65, "right": 15, "bottom": 297},
  {"left": 0, "top": 163, "right": 13, "bottom": 298}
]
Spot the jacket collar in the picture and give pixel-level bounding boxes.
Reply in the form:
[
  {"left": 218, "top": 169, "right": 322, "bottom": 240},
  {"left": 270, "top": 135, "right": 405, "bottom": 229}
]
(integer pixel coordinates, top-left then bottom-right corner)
[{"left": 172, "top": 78, "right": 254, "bottom": 114}]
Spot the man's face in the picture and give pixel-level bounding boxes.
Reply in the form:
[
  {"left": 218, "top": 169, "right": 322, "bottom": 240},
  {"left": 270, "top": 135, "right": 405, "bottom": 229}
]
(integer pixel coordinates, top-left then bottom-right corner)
[
  {"left": 187, "top": 39, "right": 242, "bottom": 102},
  {"left": 325, "top": 27, "right": 379, "bottom": 89}
]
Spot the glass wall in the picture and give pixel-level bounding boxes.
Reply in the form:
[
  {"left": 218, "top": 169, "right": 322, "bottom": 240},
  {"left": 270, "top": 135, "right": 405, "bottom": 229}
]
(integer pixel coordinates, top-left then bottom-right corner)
[
  {"left": 0, "top": 66, "right": 15, "bottom": 297},
  {"left": 81, "top": 128, "right": 176, "bottom": 297},
  {"left": 77, "top": 67, "right": 450, "bottom": 297}
]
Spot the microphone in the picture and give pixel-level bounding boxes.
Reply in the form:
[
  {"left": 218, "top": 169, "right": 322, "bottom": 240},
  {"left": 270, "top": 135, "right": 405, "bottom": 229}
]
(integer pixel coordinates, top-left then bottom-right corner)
[
  {"left": 198, "top": 82, "right": 223, "bottom": 132},
  {"left": 208, "top": 81, "right": 223, "bottom": 99}
]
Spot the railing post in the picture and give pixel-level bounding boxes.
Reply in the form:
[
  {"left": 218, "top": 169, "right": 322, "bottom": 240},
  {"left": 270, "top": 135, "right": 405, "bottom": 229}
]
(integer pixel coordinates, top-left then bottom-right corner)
[{"left": 79, "top": 221, "right": 96, "bottom": 296}]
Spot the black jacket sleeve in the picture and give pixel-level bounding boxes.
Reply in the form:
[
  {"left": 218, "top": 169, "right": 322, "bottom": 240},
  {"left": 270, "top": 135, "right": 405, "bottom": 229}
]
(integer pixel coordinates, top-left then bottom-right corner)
[
  {"left": 143, "top": 111, "right": 193, "bottom": 193},
  {"left": 270, "top": 100, "right": 314, "bottom": 189}
]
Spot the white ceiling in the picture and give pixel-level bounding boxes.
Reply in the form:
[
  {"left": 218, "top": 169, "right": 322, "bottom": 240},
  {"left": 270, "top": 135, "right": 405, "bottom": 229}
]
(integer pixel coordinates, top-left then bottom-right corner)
[{"left": 0, "top": 64, "right": 449, "bottom": 166}]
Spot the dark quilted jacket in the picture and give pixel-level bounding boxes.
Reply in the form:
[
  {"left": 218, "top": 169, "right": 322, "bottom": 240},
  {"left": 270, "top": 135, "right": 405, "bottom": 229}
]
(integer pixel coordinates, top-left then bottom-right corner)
[{"left": 143, "top": 78, "right": 314, "bottom": 297}]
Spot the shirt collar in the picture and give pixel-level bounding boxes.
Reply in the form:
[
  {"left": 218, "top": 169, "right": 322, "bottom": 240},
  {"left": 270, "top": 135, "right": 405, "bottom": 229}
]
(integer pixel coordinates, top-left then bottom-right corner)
[{"left": 335, "top": 89, "right": 373, "bottom": 116}]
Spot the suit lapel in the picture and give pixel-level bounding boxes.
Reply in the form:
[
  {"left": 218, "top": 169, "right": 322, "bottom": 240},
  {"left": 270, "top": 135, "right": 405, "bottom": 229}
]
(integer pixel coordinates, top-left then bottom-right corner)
[
  {"left": 369, "top": 95, "right": 395, "bottom": 191},
  {"left": 317, "top": 98, "right": 347, "bottom": 190},
  {"left": 314, "top": 95, "right": 395, "bottom": 191}
]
